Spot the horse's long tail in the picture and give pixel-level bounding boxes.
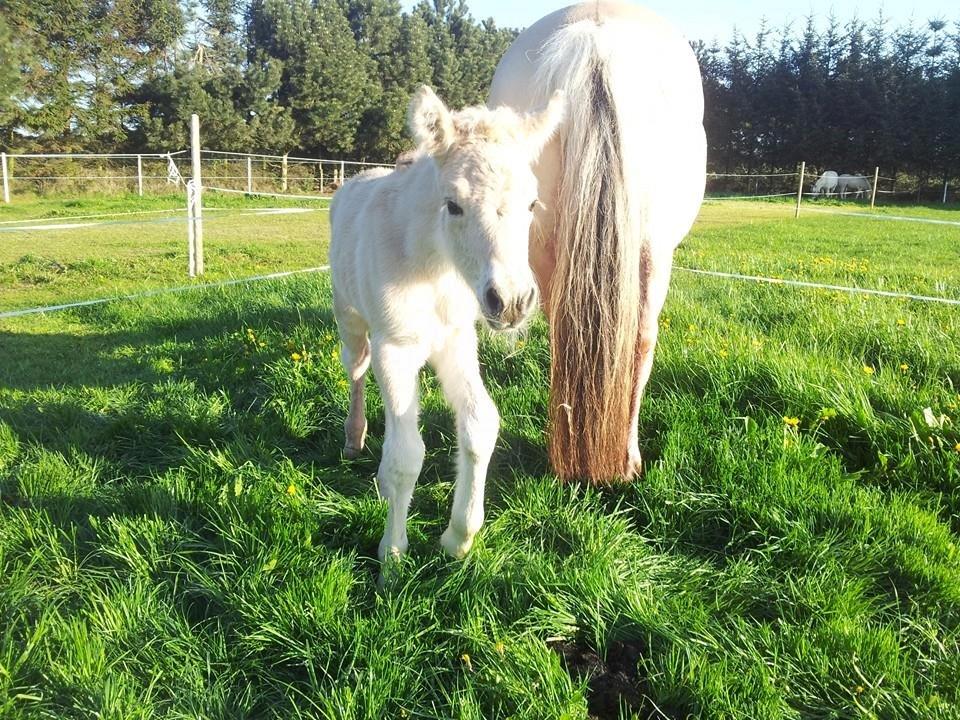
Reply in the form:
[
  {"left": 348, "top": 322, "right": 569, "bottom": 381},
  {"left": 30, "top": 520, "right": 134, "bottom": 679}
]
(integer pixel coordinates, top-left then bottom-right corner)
[{"left": 535, "top": 21, "right": 643, "bottom": 483}]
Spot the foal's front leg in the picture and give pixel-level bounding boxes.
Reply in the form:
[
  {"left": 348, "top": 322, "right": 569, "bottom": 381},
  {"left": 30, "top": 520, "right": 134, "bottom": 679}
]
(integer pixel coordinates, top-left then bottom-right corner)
[
  {"left": 431, "top": 329, "right": 500, "bottom": 558},
  {"left": 371, "top": 341, "right": 428, "bottom": 562}
]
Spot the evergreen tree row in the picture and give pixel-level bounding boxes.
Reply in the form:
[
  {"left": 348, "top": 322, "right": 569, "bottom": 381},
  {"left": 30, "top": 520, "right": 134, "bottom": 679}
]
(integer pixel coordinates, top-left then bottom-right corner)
[
  {"left": 1, "top": 1, "right": 957, "bottom": 185},
  {"left": 696, "top": 13, "right": 960, "bottom": 186},
  {"left": 0, "top": 0, "right": 514, "bottom": 162}
]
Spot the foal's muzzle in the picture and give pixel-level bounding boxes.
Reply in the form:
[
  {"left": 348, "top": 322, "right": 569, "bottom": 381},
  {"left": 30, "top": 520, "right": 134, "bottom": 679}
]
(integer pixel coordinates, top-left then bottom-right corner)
[{"left": 482, "top": 282, "right": 538, "bottom": 330}]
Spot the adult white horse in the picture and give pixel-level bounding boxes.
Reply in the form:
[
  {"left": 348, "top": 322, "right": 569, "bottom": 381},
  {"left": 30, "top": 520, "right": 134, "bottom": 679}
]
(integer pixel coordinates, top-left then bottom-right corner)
[
  {"left": 812, "top": 170, "right": 839, "bottom": 197},
  {"left": 330, "top": 87, "right": 563, "bottom": 562},
  {"left": 489, "top": 2, "right": 706, "bottom": 482},
  {"left": 838, "top": 174, "right": 870, "bottom": 199}
]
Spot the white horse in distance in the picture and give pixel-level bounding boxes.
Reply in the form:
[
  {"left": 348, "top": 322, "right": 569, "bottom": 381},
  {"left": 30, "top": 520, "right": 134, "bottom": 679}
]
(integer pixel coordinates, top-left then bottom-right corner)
[
  {"left": 838, "top": 174, "right": 871, "bottom": 199},
  {"left": 811, "top": 170, "right": 839, "bottom": 197},
  {"left": 489, "top": 2, "right": 705, "bottom": 481},
  {"left": 330, "top": 86, "right": 564, "bottom": 564}
]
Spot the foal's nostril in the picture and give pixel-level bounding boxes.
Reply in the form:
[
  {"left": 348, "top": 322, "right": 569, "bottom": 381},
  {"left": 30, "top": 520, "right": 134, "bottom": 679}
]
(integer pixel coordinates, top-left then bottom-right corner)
[{"left": 484, "top": 285, "right": 505, "bottom": 318}]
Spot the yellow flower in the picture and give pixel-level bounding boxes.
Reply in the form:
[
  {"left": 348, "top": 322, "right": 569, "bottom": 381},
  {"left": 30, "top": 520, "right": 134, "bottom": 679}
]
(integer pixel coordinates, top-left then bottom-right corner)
[
  {"left": 819, "top": 408, "right": 837, "bottom": 421},
  {"left": 461, "top": 653, "right": 473, "bottom": 672},
  {"left": 899, "top": 363, "right": 908, "bottom": 372},
  {"left": 291, "top": 352, "right": 302, "bottom": 362},
  {"left": 954, "top": 442, "right": 960, "bottom": 453},
  {"left": 258, "top": 341, "right": 266, "bottom": 348},
  {"left": 494, "top": 641, "right": 505, "bottom": 657},
  {"left": 718, "top": 348, "right": 729, "bottom": 358},
  {"left": 783, "top": 416, "right": 800, "bottom": 428},
  {"left": 896, "top": 318, "right": 906, "bottom": 327},
  {"left": 687, "top": 323, "right": 698, "bottom": 333},
  {"left": 286, "top": 483, "right": 297, "bottom": 495},
  {"left": 862, "top": 365, "right": 875, "bottom": 375}
]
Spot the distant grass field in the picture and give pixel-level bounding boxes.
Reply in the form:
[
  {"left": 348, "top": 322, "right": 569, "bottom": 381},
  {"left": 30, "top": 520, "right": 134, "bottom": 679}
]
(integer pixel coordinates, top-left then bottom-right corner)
[{"left": 1, "top": 196, "right": 959, "bottom": 718}]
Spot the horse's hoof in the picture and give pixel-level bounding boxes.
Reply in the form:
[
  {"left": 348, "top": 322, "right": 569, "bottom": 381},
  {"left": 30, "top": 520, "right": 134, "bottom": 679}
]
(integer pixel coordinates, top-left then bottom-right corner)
[
  {"left": 626, "top": 451, "right": 643, "bottom": 479},
  {"left": 343, "top": 444, "right": 362, "bottom": 460},
  {"left": 440, "top": 527, "right": 474, "bottom": 559}
]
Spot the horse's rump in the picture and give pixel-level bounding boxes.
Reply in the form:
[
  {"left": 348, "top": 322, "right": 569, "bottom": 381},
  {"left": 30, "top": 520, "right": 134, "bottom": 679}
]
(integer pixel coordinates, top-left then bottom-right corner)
[{"left": 513, "top": 11, "right": 703, "bottom": 482}]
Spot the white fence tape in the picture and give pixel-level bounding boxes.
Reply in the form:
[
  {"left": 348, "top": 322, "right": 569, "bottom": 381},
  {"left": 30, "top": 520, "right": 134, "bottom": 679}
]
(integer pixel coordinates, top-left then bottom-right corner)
[
  {"left": 674, "top": 266, "right": 960, "bottom": 306},
  {"left": 0, "top": 267, "right": 330, "bottom": 320}
]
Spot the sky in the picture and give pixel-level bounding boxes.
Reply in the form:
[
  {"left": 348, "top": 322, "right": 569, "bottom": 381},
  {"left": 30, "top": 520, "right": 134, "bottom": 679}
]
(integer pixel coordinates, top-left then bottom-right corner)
[{"left": 400, "top": 1, "right": 957, "bottom": 44}]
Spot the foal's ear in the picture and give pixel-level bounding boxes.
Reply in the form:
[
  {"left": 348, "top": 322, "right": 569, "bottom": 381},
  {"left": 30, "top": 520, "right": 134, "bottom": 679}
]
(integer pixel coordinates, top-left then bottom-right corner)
[
  {"left": 523, "top": 91, "right": 565, "bottom": 158},
  {"left": 409, "top": 86, "right": 454, "bottom": 156}
]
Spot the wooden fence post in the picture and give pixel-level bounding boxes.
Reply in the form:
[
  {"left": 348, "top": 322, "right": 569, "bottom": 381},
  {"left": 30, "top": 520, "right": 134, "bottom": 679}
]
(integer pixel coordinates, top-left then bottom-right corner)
[
  {"left": 1, "top": 152, "right": 9, "bottom": 204},
  {"left": 340, "top": 160, "right": 345, "bottom": 185},
  {"left": 794, "top": 161, "right": 805, "bottom": 219},
  {"left": 246, "top": 156, "right": 253, "bottom": 194},
  {"left": 870, "top": 167, "right": 879, "bottom": 208},
  {"left": 137, "top": 154, "right": 143, "bottom": 197},
  {"left": 282, "top": 153, "right": 288, "bottom": 192},
  {"left": 190, "top": 114, "right": 204, "bottom": 276},
  {"left": 0, "top": 153, "right": 10, "bottom": 205}
]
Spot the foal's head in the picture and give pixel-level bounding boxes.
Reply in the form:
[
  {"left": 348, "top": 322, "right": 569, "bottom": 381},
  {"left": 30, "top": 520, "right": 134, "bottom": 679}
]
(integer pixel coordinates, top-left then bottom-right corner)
[{"left": 409, "top": 86, "right": 564, "bottom": 330}]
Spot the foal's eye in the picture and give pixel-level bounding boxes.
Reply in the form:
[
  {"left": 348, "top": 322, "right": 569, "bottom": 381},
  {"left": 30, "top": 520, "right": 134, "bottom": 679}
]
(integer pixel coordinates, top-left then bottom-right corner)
[
  {"left": 445, "top": 200, "right": 463, "bottom": 216},
  {"left": 528, "top": 199, "right": 538, "bottom": 212}
]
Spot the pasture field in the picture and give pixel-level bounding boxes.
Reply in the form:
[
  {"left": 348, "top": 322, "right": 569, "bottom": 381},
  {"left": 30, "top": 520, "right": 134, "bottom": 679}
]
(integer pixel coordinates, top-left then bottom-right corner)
[{"left": 1, "top": 198, "right": 959, "bottom": 719}]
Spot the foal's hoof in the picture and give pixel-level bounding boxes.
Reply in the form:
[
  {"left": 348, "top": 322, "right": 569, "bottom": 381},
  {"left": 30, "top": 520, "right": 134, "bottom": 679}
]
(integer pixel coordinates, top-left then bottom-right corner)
[
  {"left": 343, "top": 444, "right": 363, "bottom": 460},
  {"left": 625, "top": 450, "right": 643, "bottom": 479},
  {"left": 440, "top": 527, "right": 475, "bottom": 559}
]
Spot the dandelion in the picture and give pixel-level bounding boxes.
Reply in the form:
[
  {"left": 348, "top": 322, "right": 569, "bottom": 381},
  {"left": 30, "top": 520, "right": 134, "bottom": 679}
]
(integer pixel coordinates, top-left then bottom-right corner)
[
  {"left": 954, "top": 442, "right": 960, "bottom": 454},
  {"left": 899, "top": 363, "right": 909, "bottom": 372},
  {"left": 783, "top": 416, "right": 800, "bottom": 428},
  {"left": 862, "top": 365, "right": 875, "bottom": 376},
  {"left": 258, "top": 341, "right": 266, "bottom": 348},
  {"left": 291, "top": 352, "right": 303, "bottom": 362},
  {"left": 461, "top": 653, "right": 473, "bottom": 672},
  {"left": 896, "top": 318, "right": 906, "bottom": 327},
  {"left": 855, "top": 685, "right": 865, "bottom": 695},
  {"left": 718, "top": 348, "right": 729, "bottom": 358},
  {"left": 286, "top": 483, "right": 297, "bottom": 495}
]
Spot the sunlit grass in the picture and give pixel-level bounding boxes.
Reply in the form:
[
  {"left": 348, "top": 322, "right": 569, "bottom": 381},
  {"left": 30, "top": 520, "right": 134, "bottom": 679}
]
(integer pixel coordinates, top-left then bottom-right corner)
[{"left": 0, "top": 197, "right": 958, "bottom": 718}]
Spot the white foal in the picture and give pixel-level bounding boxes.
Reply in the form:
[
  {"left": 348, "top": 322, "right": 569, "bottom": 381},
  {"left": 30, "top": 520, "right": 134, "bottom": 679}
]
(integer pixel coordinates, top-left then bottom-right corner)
[{"left": 330, "top": 86, "right": 563, "bottom": 563}]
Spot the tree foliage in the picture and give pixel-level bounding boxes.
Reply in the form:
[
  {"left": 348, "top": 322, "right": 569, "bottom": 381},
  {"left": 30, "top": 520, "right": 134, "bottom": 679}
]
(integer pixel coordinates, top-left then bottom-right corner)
[
  {"left": 697, "top": 14, "right": 960, "bottom": 184},
  {"left": 0, "top": 0, "right": 957, "bottom": 185}
]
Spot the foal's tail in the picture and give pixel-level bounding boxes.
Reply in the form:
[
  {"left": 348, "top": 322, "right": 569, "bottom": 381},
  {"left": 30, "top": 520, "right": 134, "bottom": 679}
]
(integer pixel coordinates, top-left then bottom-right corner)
[{"left": 535, "top": 20, "right": 644, "bottom": 483}]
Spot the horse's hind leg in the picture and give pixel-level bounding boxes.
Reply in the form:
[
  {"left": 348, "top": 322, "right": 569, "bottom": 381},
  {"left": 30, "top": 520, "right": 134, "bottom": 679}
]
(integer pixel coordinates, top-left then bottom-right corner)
[
  {"left": 627, "top": 247, "right": 674, "bottom": 477},
  {"left": 335, "top": 304, "right": 371, "bottom": 458}
]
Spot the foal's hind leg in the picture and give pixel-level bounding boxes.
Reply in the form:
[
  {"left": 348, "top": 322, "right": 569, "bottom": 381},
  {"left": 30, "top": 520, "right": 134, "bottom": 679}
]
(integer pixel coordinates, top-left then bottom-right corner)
[
  {"left": 627, "top": 247, "right": 674, "bottom": 478},
  {"left": 335, "top": 305, "right": 371, "bottom": 458}
]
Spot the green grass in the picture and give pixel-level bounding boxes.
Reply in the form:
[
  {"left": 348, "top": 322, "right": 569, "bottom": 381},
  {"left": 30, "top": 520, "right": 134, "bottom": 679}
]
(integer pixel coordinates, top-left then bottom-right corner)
[
  {"left": 1, "top": 197, "right": 959, "bottom": 718},
  {"left": 1, "top": 193, "right": 330, "bottom": 312}
]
